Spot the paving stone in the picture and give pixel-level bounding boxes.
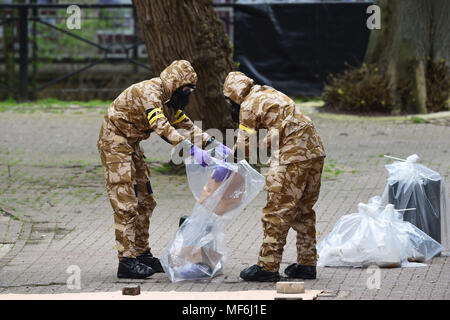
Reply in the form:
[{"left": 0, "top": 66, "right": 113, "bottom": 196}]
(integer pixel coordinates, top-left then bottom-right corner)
[{"left": 0, "top": 110, "right": 449, "bottom": 299}]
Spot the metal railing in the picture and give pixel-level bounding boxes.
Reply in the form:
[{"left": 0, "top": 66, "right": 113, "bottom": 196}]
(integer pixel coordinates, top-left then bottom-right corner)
[{"left": 0, "top": 3, "right": 235, "bottom": 101}]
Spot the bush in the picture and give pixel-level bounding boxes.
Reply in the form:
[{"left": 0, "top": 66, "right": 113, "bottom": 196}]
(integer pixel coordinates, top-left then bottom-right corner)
[
  {"left": 426, "top": 59, "right": 450, "bottom": 113},
  {"left": 322, "top": 64, "right": 393, "bottom": 114},
  {"left": 323, "top": 62, "right": 450, "bottom": 114}
]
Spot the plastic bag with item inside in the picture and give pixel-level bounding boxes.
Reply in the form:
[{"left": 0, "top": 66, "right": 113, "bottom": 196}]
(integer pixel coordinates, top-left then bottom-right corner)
[
  {"left": 160, "top": 144, "right": 265, "bottom": 282},
  {"left": 381, "top": 154, "right": 449, "bottom": 256},
  {"left": 317, "top": 196, "right": 442, "bottom": 268}
]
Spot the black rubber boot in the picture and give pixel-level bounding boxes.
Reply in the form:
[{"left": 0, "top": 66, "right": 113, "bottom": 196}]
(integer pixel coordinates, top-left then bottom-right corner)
[
  {"left": 137, "top": 250, "right": 164, "bottom": 273},
  {"left": 284, "top": 263, "right": 317, "bottom": 279},
  {"left": 240, "top": 264, "right": 280, "bottom": 282},
  {"left": 117, "top": 257, "right": 155, "bottom": 279}
]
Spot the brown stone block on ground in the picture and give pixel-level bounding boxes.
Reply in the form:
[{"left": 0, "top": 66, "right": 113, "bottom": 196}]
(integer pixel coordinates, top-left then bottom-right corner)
[{"left": 122, "top": 285, "right": 141, "bottom": 296}]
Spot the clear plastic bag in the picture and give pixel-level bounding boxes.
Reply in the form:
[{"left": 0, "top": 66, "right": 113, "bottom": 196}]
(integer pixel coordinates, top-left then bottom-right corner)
[
  {"left": 317, "top": 196, "right": 442, "bottom": 268},
  {"left": 381, "top": 154, "right": 449, "bottom": 255},
  {"left": 161, "top": 145, "right": 265, "bottom": 282}
]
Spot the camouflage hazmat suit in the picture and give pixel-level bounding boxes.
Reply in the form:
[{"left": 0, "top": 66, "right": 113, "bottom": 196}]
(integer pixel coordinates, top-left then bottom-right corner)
[
  {"left": 223, "top": 72, "right": 326, "bottom": 271},
  {"left": 97, "top": 60, "right": 211, "bottom": 259}
]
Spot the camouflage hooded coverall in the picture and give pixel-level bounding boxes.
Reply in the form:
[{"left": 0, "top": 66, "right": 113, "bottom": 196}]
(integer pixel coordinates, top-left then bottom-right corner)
[
  {"left": 223, "top": 72, "right": 326, "bottom": 271},
  {"left": 97, "top": 60, "right": 211, "bottom": 259}
]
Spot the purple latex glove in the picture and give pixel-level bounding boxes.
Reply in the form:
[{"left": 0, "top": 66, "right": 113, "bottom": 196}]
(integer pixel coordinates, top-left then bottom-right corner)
[
  {"left": 212, "top": 165, "right": 231, "bottom": 182},
  {"left": 177, "top": 263, "right": 211, "bottom": 279},
  {"left": 217, "top": 142, "right": 232, "bottom": 158},
  {"left": 190, "top": 144, "right": 212, "bottom": 167}
]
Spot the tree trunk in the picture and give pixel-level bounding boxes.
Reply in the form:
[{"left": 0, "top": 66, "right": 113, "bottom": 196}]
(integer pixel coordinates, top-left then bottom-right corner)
[
  {"left": 430, "top": 0, "right": 450, "bottom": 67},
  {"left": 132, "top": 0, "right": 235, "bottom": 132},
  {"left": 364, "top": 0, "right": 450, "bottom": 114}
]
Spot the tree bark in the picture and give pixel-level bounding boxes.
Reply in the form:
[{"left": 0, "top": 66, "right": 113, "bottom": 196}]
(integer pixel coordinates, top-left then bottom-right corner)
[
  {"left": 133, "top": 0, "right": 235, "bottom": 132},
  {"left": 430, "top": 0, "right": 450, "bottom": 67},
  {"left": 364, "top": 0, "right": 450, "bottom": 114}
]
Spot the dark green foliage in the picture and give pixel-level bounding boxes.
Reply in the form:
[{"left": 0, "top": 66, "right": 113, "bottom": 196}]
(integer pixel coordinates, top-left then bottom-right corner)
[
  {"left": 323, "top": 62, "right": 450, "bottom": 114},
  {"left": 322, "top": 64, "right": 393, "bottom": 114},
  {"left": 426, "top": 59, "right": 450, "bottom": 113}
]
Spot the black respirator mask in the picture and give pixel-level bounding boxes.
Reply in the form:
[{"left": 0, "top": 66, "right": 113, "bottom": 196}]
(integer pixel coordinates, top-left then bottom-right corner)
[
  {"left": 168, "top": 85, "right": 196, "bottom": 111},
  {"left": 226, "top": 97, "right": 241, "bottom": 123}
]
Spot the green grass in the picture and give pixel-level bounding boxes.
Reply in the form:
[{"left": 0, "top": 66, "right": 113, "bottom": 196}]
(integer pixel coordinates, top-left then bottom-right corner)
[
  {"left": 323, "top": 159, "right": 345, "bottom": 180},
  {"left": 0, "top": 98, "right": 110, "bottom": 113},
  {"left": 291, "top": 96, "right": 323, "bottom": 104},
  {"left": 152, "top": 163, "right": 175, "bottom": 174},
  {"left": 411, "top": 116, "right": 430, "bottom": 124}
]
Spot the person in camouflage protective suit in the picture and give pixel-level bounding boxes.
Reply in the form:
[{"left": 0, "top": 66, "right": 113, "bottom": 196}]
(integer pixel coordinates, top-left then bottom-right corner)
[
  {"left": 97, "top": 60, "right": 227, "bottom": 279},
  {"left": 222, "top": 71, "right": 326, "bottom": 282}
]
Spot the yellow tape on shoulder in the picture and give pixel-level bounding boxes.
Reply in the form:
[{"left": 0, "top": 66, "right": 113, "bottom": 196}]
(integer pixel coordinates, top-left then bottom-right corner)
[
  {"left": 147, "top": 108, "right": 162, "bottom": 121},
  {"left": 239, "top": 124, "right": 257, "bottom": 134},
  {"left": 171, "top": 114, "right": 186, "bottom": 125},
  {"left": 149, "top": 113, "right": 165, "bottom": 125}
]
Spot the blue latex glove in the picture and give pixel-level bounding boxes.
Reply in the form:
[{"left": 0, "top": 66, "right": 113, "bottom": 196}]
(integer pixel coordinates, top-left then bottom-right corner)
[
  {"left": 190, "top": 144, "right": 212, "bottom": 167},
  {"left": 212, "top": 165, "right": 232, "bottom": 182}
]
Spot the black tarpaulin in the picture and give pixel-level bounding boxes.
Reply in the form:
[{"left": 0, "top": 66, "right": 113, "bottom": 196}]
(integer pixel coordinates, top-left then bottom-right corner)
[{"left": 233, "top": 3, "right": 371, "bottom": 96}]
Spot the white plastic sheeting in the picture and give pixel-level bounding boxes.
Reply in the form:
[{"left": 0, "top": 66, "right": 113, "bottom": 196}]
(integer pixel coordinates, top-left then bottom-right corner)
[
  {"left": 317, "top": 196, "right": 442, "bottom": 268},
  {"left": 381, "top": 154, "right": 449, "bottom": 256}
]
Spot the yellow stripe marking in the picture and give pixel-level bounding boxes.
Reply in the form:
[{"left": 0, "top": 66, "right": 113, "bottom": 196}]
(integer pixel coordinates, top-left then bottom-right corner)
[
  {"left": 175, "top": 109, "right": 183, "bottom": 118},
  {"left": 149, "top": 113, "right": 165, "bottom": 125},
  {"left": 239, "top": 124, "right": 257, "bottom": 134},
  {"left": 171, "top": 114, "right": 187, "bottom": 125},
  {"left": 147, "top": 108, "right": 162, "bottom": 121}
]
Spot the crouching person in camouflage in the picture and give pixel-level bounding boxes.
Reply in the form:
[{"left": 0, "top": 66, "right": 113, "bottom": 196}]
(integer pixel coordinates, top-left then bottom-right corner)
[
  {"left": 220, "top": 72, "right": 326, "bottom": 281},
  {"left": 97, "top": 60, "right": 229, "bottom": 279}
]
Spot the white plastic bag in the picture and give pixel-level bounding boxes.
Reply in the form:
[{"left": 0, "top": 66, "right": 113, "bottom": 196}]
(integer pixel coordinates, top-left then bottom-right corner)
[
  {"left": 161, "top": 146, "right": 265, "bottom": 282},
  {"left": 317, "top": 197, "right": 442, "bottom": 268},
  {"left": 381, "top": 154, "right": 449, "bottom": 255}
]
